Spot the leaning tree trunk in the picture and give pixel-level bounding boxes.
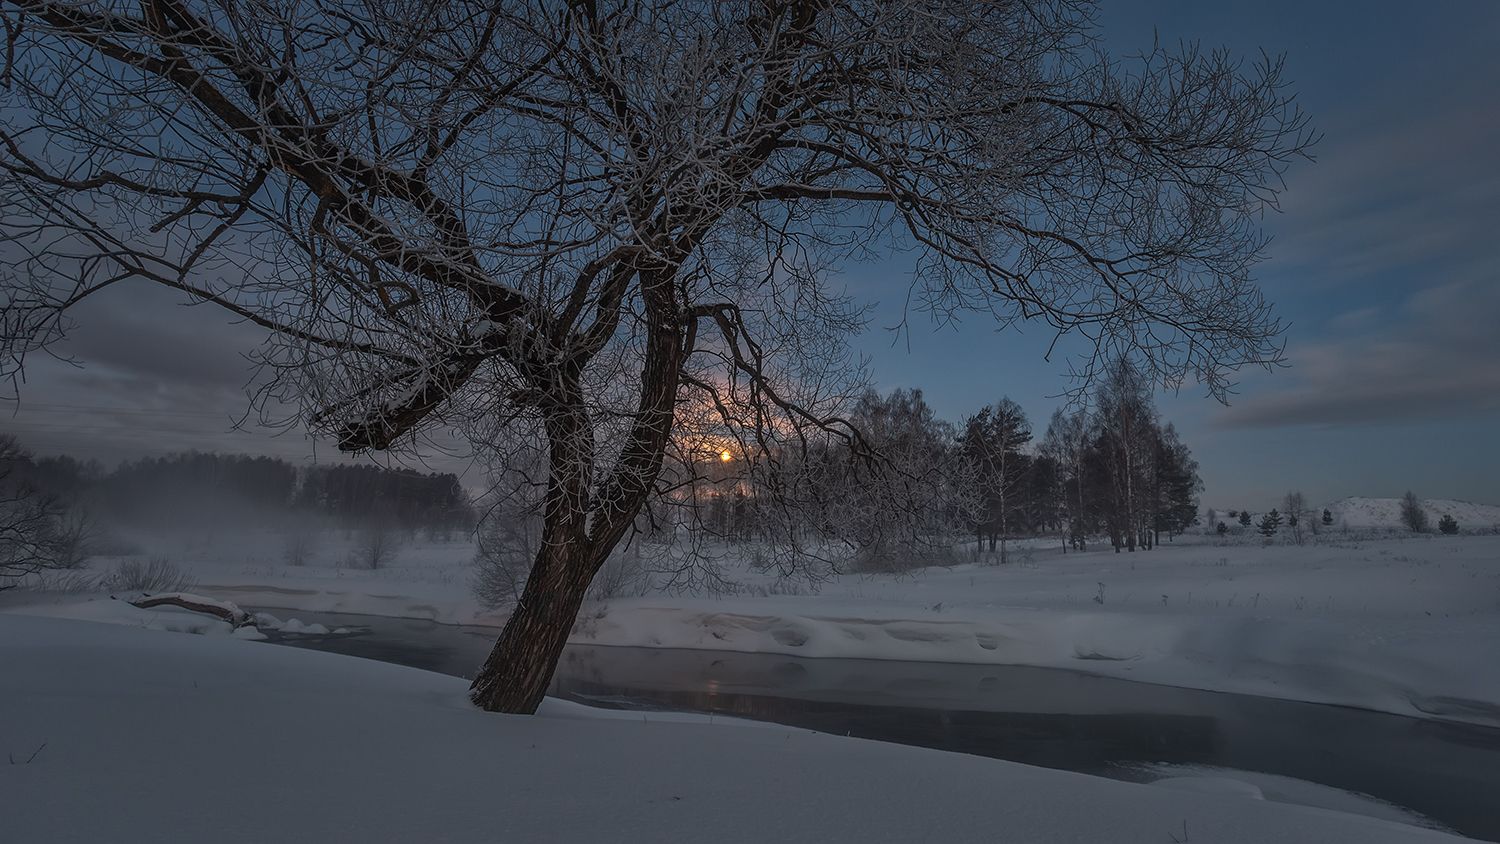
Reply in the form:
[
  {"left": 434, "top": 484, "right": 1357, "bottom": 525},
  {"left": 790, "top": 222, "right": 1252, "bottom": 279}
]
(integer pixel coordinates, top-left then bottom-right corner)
[
  {"left": 468, "top": 539, "right": 598, "bottom": 713},
  {"left": 467, "top": 273, "right": 686, "bottom": 714},
  {"left": 469, "top": 398, "right": 598, "bottom": 714}
]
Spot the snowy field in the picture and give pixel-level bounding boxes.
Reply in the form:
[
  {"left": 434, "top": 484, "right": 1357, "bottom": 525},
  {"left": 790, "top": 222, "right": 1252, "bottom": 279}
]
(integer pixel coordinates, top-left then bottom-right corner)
[
  {"left": 0, "top": 612, "right": 1475, "bottom": 843},
  {"left": 9, "top": 515, "right": 1500, "bottom": 729}
]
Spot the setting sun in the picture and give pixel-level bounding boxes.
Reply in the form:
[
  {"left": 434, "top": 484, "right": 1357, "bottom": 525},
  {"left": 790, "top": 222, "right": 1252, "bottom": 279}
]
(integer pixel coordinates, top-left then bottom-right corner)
[{"left": 719, "top": 449, "right": 733, "bottom": 463}]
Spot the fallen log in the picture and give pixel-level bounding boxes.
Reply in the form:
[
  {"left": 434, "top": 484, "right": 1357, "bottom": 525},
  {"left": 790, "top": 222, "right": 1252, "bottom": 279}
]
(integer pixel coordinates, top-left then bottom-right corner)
[{"left": 127, "top": 592, "right": 255, "bottom": 628}]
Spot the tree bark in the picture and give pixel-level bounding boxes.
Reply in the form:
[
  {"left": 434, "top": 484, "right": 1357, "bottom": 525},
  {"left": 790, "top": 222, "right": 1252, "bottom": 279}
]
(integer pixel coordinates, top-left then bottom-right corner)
[
  {"left": 469, "top": 384, "right": 599, "bottom": 714},
  {"left": 467, "top": 541, "right": 596, "bottom": 713}
]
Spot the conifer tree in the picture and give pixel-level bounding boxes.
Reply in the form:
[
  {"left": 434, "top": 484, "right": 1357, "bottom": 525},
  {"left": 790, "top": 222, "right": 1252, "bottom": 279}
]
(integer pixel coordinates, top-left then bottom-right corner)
[{"left": 1257, "top": 508, "right": 1282, "bottom": 537}]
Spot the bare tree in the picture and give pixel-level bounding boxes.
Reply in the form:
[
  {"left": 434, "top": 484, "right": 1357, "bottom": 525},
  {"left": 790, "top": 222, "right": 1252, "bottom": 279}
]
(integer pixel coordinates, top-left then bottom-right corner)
[
  {"left": 1400, "top": 491, "right": 1429, "bottom": 533},
  {"left": 833, "top": 388, "right": 970, "bottom": 572},
  {"left": 282, "top": 518, "right": 320, "bottom": 567},
  {"left": 1282, "top": 490, "right": 1305, "bottom": 545},
  {"left": 0, "top": 435, "right": 89, "bottom": 588},
  {"left": 1095, "top": 359, "right": 1157, "bottom": 551},
  {"left": 0, "top": 1, "right": 1311, "bottom": 712},
  {"left": 963, "top": 398, "right": 1031, "bottom": 563},
  {"left": 1042, "top": 408, "right": 1092, "bottom": 551},
  {"left": 471, "top": 446, "right": 547, "bottom": 609},
  {"left": 350, "top": 517, "right": 400, "bottom": 570}
]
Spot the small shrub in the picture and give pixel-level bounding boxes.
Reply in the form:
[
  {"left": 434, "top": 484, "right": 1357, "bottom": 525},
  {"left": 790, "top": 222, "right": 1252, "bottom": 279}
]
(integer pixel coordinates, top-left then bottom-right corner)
[
  {"left": 33, "top": 569, "right": 100, "bottom": 593},
  {"left": 99, "top": 557, "right": 195, "bottom": 593},
  {"left": 472, "top": 530, "right": 649, "bottom": 608},
  {"left": 588, "top": 544, "right": 650, "bottom": 601},
  {"left": 470, "top": 511, "right": 541, "bottom": 609},
  {"left": 848, "top": 535, "right": 963, "bottom": 574},
  {"left": 471, "top": 533, "right": 533, "bottom": 609},
  {"left": 1438, "top": 514, "right": 1459, "bottom": 535},
  {"left": 348, "top": 522, "right": 400, "bottom": 570},
  {"left": 282, "top": 522, "right": 319, "bottom": 567}
]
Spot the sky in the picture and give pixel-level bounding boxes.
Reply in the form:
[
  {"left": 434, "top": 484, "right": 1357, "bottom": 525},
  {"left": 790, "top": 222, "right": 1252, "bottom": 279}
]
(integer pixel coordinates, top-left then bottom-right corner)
[
  {"left": 3, "top": 1, "right": 1498, "bottom": 508},
  {"left": 850, "top": 0, "right": 1500, "bottom": 508}
]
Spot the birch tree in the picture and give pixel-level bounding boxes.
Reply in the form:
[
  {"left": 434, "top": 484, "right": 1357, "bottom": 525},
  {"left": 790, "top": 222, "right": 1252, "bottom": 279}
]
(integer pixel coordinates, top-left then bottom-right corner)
[
  {"left": 963, "top": 398, "right": 1031, "bottom": 562},
  {"left": 1, "top": 0, "right": 1311, "bottom": 712},
  {"left": 1042, "top": 408, "right": 1092, "bottom": 551}
]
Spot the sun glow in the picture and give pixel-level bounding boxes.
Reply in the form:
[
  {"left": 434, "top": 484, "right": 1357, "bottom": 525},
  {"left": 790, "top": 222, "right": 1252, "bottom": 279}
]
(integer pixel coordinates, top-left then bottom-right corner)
[{"left": 719, "top": 449, "right": 733, "bottom": 463}]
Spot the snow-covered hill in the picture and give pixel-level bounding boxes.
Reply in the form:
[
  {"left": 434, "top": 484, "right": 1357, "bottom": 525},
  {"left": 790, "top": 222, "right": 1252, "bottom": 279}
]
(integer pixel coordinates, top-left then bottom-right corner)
[
  {"left": 1201, "top": 497, "right": 1500, "bottom": 532},
  {"left": 1325, "top": 497, "right": 1500, "bottom": 532}
]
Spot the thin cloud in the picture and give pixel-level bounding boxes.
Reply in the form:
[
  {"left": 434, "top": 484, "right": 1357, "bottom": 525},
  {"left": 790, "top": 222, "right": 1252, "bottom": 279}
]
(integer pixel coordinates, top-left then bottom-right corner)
[
  {"left": 1269, "top": 73, "right": 1500, "bottom": 287},
  {"left": 1215, "top": 278, "right": 1500, "bottom": 429}
]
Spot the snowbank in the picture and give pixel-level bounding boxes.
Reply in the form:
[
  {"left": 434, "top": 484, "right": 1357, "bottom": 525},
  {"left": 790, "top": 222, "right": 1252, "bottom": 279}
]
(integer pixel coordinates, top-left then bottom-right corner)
[
  {"left": 0, "top": 614, "right": 1472, "bottom": 843},
  {"left": 1, "top": 593, "right": 247, "bottom": 637},
  {"left": 23, "top": 532, "right": 1500, "bottom": 728}
]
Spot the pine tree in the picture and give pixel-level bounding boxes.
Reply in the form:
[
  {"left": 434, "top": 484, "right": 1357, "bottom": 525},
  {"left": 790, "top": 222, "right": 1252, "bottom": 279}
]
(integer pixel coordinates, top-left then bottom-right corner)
[
  {"left": 1438, "top": 514, "right": 1459, "bottom": 535},
  {"left": 1257, "top": 508, "right": 1282, "bottom": 537},
  {"left": 1151, "top": 423, "right": 1201, "bottom": 544},
  {"left": 1239, "top": 510, "right": 1253, "bottom": 527},
  {"left": 1321, "top": 508, "right": 1333, "bottom": 526},
  {"left": 1216, "top": 521, "right": 1229, "bottom": 536}
]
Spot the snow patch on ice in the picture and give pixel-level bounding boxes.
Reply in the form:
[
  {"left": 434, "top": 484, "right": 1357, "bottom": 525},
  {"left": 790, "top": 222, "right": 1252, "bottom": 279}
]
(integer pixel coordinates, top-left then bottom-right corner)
[{"left": 1129, "top": 763, "right": 1451, "bottom": 833}]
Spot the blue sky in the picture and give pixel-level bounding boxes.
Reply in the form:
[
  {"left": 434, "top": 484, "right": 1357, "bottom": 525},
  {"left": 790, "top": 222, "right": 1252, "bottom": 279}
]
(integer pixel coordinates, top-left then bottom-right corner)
[
  {"left": 847, "top": 1, "right": 1500, "bottom": 508},
  {"left": 4, "top": 2, "right": 1497, "bottom": 508}
]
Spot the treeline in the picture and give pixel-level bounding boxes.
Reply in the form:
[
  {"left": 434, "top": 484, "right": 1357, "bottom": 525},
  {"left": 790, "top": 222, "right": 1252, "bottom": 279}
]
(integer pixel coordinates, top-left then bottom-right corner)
[
  {"left": 691, "top": 361, "right": 1202, "bottom": 567},
  {"left": 6, "top": 448, "right": 475, "bottom": 535}
]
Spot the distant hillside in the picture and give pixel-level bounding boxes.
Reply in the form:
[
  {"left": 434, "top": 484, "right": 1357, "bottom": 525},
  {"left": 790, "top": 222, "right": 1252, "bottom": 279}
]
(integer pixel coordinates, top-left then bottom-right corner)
[
  {"left": 1325, "top": 497, "right": 1500, "bottom": 531},
  {"left": 1199, "top": 497, "right": 1500, "bottom": 533}
]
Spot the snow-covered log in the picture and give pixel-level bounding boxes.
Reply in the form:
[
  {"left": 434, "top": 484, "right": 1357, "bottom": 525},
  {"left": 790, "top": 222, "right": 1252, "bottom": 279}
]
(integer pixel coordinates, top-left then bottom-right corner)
[{"left": 127, "top": 593, "right": 255, "bottom": 629}]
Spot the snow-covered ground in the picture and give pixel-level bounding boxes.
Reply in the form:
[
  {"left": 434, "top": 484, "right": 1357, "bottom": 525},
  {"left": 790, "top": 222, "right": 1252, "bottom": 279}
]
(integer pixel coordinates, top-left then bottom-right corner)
[
  {"left": 0, "top": 612, "right": 1474, "bottom": 843},
  {"left": 10, "top": 527, "right": 1500, "bottom": 727}
]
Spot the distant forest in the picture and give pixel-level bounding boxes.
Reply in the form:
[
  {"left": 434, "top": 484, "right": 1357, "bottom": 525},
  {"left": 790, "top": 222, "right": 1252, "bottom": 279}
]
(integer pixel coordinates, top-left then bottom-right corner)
[{"left": 4, "top": 446, "right": 475, "bottom": 536}]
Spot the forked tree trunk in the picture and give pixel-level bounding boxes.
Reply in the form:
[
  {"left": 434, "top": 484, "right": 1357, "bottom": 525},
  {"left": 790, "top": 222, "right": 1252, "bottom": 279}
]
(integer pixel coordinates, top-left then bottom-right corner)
[{"left": 467, "top": 274, "right": 685, "bottom": 714}]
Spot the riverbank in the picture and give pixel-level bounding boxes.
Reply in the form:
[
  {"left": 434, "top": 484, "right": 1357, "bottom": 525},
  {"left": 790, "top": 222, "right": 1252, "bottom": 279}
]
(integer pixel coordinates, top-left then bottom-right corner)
[
  {"left": 0, "top": 612, "right": 1476, "bottom": 844},
  {"left": 15, "top": 532, "right": 1500, "bottom": 727}
]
